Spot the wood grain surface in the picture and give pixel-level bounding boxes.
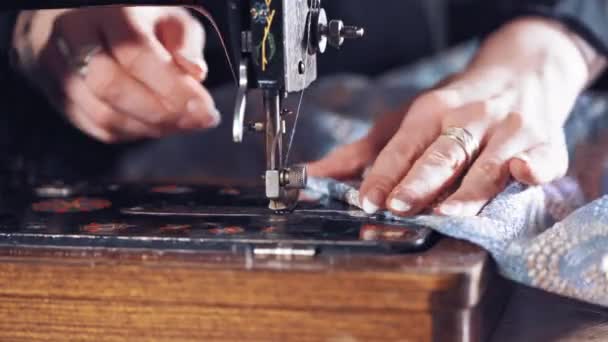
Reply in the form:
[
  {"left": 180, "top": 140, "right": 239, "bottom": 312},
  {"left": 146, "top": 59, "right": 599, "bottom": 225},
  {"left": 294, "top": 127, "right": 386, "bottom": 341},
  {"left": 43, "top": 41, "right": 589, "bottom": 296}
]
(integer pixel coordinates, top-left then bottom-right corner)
[{"left": 0, "top": 238, "right": 508, "bottom": 342}]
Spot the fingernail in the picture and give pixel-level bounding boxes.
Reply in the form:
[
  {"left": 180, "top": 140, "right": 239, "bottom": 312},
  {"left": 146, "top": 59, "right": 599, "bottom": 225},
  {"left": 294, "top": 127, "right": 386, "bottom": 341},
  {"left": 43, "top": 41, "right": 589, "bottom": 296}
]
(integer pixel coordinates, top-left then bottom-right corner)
[
  {"left": 186, "top": 99, "right": 221, "bottom": 128},
  {"left": 361, "top": 187, "right": 385, "bottom": 214},
  {"left": 389, "top": 198, "right": 412, "bottom": 213},
  {"left": 191, "top": 57, "right": 207, "bottom": 72},
  {"left": 439, "top": 202, "right": 462, "bottom": 216},
  {"left": 207, "top": 107, "right": 222, "bottom": 127},
  {"left": 361, "top": 197, "right": 379, "bottom": 215},
  {"left": 513, "top": 153, "right": 530, "bottom": 164},
  {"left": 190, "top": 58, "right": 208, "bottom": 80},
  {"left": 201, "top": 60, "right": 208, "bottom": 78},
  {"left": 362, "top": 166, "right": 372, "bottom": 179},
  {"left": 176, "top": 53, "right": 208, "bottom": 80}
]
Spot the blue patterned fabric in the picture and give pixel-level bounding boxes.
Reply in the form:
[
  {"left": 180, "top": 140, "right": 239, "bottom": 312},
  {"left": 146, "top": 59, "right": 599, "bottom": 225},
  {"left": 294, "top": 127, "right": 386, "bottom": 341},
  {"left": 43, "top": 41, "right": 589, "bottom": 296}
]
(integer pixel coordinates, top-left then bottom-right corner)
[{"left": 302, "top": 43, "right": 608, "bottom": 307}]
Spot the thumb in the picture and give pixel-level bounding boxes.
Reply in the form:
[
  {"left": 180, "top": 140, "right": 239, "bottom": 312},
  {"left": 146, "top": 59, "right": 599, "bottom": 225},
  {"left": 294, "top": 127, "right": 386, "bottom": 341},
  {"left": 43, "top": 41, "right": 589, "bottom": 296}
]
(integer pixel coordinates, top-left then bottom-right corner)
[
  {"left": 308, "top": 111, "right": 406, "bottom": 180},
  {"left": 155, "top": 10, "right": 207, "bottom": 81},
  {"left": 509, "top": 133, "right": 569, "bottom": 185},
  {"left": 307, "top": 138, "right": 378, "bottom": 180}
]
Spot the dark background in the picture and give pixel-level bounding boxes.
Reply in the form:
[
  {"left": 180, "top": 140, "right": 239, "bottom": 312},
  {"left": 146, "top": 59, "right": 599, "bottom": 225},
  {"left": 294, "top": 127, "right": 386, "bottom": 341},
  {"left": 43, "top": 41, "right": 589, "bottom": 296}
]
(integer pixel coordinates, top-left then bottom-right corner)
[
  {"left": 1, "top": 0, "right": 607, "bottom": 184},
  {"left": 201, "top": 0, "right": 507, "bottom": 88},
  {"left": 200, "top": 0, "right": 608, "bottom": 89}
]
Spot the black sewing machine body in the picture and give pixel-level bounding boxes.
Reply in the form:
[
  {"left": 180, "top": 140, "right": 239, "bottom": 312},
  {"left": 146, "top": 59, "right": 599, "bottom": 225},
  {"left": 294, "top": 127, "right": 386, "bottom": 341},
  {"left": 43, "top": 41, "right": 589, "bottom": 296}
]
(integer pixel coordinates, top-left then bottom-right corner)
[{"left": 0, "top": 182, "right": 434, "bottom": 256}]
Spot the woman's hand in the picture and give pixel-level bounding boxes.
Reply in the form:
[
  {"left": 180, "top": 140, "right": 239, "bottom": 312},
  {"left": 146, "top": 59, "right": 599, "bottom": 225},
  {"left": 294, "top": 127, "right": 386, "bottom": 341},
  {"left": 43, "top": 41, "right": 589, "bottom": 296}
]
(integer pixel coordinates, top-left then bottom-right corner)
[
  {"left": 309, "top": 18, "right": 605, "bottom": 217},
  {"left": 13, "top": 6, "right": 218, "bottom": 143}
]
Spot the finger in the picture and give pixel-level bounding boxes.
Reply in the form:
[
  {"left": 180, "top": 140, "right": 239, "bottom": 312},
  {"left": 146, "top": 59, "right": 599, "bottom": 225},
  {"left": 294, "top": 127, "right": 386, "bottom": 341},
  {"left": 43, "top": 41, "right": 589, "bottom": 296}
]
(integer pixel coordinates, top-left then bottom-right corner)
[
  {"left": 509, "top": 132, "right": 569, "bottom": 185},
  {"left": 307, "top": 111, "right": 405, "bottom": 179},
  {"left": 41, "top": 31, "right": 163, "bottom": 142},
  {"left": 66, "top": 100, "right": 156, "bottom": 143},
  {"left": 385, "top": 134, "right": 473, "bottom": 215},
  {"left": 63, "top": 99, "right": 119, "bottom": 143},
  {"left": 38, "top": 76, "right": 120, "bottom": 143},
  {"left": 358, "top": 91, "right": 458, "bottom": 214},
  {"left": 54, "top": 16, "right": 195, "bottom": 131},
  {"left": 358, "top": 120, "right": 435, "bottom": 214},
  {"left": 154, "top": 10, "right": 207, "bottom": 81},
  {"left": 307, "top": 138, "right": 377, "bottom": 180},
  {"left": 438, "top": 113, "right": 536, "bottom": 216},
  {"left": 173, "top": 52, "right": 207, "bottom": 82},
  {"left": 87, "top": 50, "right": 210, "bottom": 130},
  {"left": 85, "top": 101, "right": 164, "bottom": 142},
  {"left": 385, "top": 102, "right": 489, "bottom": 215},
  {"left": 100, "top": 8, "right": 220, "bottom": 127}
]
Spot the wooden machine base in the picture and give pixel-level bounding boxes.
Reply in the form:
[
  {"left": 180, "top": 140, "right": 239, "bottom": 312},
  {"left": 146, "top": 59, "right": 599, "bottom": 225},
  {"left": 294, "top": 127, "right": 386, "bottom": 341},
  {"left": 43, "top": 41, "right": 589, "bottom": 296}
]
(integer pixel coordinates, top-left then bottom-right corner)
[{"left": 0, "top": 238, "right": 508, "bottom": 342}]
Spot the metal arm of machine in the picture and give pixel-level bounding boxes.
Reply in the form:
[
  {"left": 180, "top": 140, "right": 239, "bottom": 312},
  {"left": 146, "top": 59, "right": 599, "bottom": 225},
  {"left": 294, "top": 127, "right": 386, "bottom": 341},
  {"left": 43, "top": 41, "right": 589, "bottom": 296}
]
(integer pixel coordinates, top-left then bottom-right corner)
[{"left": 228, "top": 0, "right": 363, "bottom": 211}]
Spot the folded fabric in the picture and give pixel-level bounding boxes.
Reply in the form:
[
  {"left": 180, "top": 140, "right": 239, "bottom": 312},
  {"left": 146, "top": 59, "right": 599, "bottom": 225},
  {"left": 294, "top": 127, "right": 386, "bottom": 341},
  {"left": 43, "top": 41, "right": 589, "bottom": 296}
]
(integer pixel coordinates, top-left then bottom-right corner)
[{"left": 307, "top": 175, "right": 608, "bottom": 306}]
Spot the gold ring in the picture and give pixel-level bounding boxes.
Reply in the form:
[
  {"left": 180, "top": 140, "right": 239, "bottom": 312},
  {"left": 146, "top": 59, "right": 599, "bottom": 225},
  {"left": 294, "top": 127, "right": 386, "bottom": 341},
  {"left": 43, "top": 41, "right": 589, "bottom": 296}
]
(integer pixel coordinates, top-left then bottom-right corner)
[{"left": 440, "top": 126, "right": 480, "bottom": 165}]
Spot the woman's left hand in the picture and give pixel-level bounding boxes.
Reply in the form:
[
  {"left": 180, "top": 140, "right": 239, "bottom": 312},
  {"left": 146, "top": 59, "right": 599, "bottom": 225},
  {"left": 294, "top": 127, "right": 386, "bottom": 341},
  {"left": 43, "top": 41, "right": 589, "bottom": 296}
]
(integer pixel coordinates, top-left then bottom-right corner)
[{"left": 309, "top": 18, "right": 603, "bottom": 216}]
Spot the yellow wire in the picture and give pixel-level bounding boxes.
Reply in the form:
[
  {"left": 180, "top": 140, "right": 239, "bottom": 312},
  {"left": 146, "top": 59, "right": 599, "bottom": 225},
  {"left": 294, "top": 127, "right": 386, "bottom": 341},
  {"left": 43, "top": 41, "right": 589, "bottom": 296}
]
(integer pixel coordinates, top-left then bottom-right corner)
[{"left": 261, "top": 0, "right": 275, "bottom": 71}]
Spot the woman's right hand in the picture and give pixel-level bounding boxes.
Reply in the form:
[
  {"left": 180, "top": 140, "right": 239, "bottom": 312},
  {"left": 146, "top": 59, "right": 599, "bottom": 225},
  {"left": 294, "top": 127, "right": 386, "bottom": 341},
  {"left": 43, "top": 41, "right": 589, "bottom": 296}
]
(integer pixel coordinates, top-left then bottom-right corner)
[
  {"left": 309, "top": 18, "right": 603, "bottom": 217},
  {"left": 12, "top": 6, "right": 220, "bottom": 143}
]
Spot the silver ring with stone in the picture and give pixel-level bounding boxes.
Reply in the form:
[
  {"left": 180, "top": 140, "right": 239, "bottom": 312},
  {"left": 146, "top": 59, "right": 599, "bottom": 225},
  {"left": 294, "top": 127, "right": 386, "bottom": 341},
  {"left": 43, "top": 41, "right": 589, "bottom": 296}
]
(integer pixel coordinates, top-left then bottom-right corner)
[{"left": 56, "top": 36, "right": 101, "bottom": 77}]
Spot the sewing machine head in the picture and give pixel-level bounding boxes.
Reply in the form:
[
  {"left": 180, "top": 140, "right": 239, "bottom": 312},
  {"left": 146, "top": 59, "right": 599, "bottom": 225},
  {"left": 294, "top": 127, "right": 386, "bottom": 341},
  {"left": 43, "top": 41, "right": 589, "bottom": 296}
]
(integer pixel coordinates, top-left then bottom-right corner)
[
  {"left": 1, "top": 0, "right": 363, "bottom": 212},
  {"left": 229, "top": 0, "right": 363, "bottom": 211}
]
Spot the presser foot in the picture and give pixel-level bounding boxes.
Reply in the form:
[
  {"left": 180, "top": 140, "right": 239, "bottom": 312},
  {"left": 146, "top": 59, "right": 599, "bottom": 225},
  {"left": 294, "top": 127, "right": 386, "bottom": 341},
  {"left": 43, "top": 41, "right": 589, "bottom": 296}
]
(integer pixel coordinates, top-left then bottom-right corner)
[
  {"left": 266, "top": 166, "right": 307, "bottom": 213},
  {"left": 268, "top": 188, "right": 301, "bottom": 213}
]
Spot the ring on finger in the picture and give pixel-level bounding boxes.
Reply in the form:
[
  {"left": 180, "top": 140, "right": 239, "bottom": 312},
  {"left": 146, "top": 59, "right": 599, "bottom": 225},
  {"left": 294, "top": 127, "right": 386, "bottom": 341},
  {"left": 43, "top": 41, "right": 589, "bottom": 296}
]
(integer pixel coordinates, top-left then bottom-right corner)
[
  {"left": 440, "top": 126, "right": 480, "bottom": 165},
  {"left": 55, "top": 36, "right": 102, "bottom": 77}
]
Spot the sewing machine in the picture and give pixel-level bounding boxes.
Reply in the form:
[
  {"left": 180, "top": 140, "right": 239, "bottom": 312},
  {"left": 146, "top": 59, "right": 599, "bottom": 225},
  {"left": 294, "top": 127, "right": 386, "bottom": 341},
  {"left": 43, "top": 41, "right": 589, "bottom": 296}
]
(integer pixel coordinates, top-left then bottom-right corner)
[
  {"left": 4, "top": 0, "right": 363, "bottom": 211},
  {"left": 0, "top": 2, "right": 509, "bottom": 341},
  {"left": 228, "top": 0, "right": 363, "bottom": 211}
]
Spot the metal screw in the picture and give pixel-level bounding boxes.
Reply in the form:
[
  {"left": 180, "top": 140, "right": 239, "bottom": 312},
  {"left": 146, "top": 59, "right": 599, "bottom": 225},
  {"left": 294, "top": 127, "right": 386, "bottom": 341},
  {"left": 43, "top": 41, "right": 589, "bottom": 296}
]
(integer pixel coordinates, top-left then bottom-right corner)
[
  {"left": 308, "top": 0, "right": 321, "bottom": 9},
  {"left": 325, "top": 20, "right": 365, "bottom": 49},
  {"left": 341, "top": 26, "right": 365, "bottom": 39},
  {"left": 280, "top": 166, "right": 308, "bottom": 189},
  {"left": 247, "top": 122, "right": 265, "bottom": 132},
  {"left": 298, "top": 61, "right": 305, "bottom": 74}
]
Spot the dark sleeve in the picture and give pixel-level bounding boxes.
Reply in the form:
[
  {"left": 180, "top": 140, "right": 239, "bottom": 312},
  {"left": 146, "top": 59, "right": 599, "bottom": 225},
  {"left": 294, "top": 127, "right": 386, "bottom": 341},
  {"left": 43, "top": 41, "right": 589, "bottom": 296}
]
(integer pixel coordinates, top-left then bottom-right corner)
[
  {"left": 0, "top": 11, "right": 18, "bottom": 57},
  {"left": 0, "top": 11, "right": 129, "bottom": 183},
  {"left": 496, "top": 0, "right": 608, "bottom": 56}
]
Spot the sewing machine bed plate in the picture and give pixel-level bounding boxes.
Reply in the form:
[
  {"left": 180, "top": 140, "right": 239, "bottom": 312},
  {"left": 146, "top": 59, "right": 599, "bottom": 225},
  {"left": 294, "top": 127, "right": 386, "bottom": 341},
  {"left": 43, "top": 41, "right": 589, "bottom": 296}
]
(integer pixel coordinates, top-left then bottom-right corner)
[
  {"left": 0, "top": 182, "right": 506, "bottom": 342},
  {"left": 0, "top": 183, "right": 434, "bottom": 254}
]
